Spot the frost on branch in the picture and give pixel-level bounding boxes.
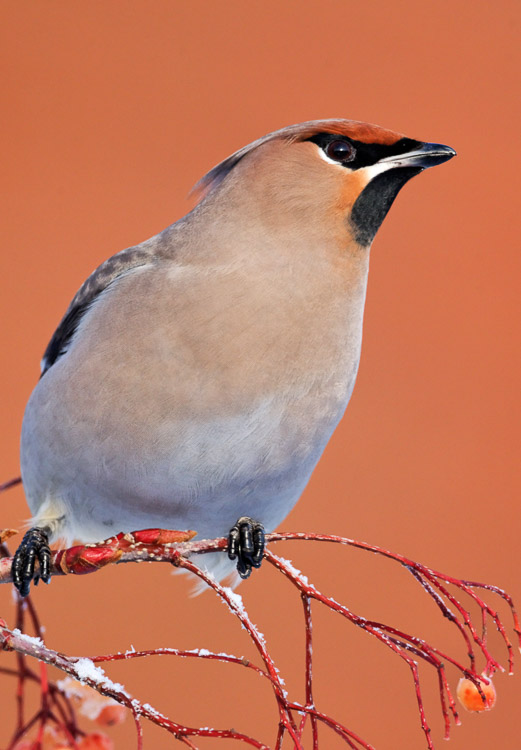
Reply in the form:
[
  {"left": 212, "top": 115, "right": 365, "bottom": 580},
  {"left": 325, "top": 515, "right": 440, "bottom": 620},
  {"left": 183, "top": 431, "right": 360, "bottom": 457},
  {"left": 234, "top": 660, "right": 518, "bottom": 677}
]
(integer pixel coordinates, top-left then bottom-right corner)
[{"left": 0, "top": 505, "right": 519, "bottom": 748}]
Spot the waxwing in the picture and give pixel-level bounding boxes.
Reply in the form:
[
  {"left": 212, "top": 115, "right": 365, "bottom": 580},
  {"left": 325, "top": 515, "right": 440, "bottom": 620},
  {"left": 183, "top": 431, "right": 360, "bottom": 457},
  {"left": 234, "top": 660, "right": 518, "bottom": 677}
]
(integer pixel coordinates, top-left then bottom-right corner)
[{"left": 13, "top": 119, "right": 455, "bottom": 596}]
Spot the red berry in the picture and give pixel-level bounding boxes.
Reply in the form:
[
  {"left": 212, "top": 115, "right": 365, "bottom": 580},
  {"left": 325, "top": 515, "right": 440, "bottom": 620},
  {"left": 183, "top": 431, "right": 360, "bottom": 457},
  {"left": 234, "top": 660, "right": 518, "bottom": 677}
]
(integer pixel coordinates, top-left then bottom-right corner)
[
  {"left": 96, "top": 704, "right": 126, "bottom": 727},
  {"left": 457, "top": 674, "right": 497, "bottom": 712}
]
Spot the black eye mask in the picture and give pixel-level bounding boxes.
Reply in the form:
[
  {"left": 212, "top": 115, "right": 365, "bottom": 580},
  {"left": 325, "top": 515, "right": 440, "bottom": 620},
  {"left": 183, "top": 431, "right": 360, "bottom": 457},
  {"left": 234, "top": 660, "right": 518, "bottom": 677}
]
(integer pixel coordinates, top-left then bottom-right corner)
[{"left": 306, "top": 132, "right": 422, "bottom": 171}]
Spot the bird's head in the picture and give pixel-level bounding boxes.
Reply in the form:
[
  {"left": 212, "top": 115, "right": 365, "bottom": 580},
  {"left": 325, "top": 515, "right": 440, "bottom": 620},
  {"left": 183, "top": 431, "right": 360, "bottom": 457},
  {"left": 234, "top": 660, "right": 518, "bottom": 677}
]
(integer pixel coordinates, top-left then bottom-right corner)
[{"left": 194, "top": 119, "right": 455, "bottom": 249}]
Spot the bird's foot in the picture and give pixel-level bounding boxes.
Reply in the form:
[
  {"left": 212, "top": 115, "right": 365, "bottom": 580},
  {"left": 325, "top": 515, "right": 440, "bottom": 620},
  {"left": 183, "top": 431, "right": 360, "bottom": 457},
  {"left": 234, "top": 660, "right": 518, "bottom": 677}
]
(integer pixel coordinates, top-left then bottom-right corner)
[
  {"left": 12, "top": 527, "right": 52, "bottom": 597},
  {"left": 227, "top": 517, "right": 265, "bottom": 579}
]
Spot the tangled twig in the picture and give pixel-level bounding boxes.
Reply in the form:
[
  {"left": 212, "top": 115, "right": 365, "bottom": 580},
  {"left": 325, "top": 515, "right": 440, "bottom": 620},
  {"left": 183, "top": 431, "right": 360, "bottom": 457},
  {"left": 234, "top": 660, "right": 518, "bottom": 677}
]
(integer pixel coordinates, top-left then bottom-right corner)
[{"left": 0, "top": 480, "right": 519, "bottom": 749}]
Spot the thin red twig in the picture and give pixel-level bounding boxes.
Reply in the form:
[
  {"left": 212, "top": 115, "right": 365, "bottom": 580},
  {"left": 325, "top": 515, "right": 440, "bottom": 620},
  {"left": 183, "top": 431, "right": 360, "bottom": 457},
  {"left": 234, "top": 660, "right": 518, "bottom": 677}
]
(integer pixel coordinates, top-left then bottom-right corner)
[{"left": 0, "top": 515, "right": 517, "bottom": 749}]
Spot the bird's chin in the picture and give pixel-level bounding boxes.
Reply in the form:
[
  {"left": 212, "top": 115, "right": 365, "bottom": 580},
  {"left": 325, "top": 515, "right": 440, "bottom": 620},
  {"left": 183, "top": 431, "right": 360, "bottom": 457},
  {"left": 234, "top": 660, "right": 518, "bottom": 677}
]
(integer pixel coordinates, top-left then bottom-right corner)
[{"left": 349, "top": 166, "right": 422, "bottom": 247}]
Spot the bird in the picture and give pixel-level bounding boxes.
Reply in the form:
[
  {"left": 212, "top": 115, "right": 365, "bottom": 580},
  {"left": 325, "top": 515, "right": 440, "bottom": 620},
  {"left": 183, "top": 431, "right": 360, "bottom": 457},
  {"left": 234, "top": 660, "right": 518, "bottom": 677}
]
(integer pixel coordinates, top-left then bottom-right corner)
[{"left": 12, "top": 119, "right": 455, "bottom": 596}]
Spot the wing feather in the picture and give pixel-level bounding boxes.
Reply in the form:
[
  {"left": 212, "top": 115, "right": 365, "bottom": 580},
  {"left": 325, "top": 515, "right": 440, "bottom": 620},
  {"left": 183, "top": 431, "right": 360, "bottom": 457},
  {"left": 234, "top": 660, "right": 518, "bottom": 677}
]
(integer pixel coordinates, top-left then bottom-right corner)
[{"left": 41, "top": 245, "right": 155, "bottom": 375}]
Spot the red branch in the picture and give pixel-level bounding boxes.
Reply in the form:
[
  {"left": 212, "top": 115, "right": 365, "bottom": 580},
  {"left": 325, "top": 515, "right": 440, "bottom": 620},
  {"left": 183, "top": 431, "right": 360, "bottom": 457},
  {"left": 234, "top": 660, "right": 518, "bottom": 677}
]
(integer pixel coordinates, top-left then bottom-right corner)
[{"left": 0, "top": 519, "right": 519, "bottom": 749}]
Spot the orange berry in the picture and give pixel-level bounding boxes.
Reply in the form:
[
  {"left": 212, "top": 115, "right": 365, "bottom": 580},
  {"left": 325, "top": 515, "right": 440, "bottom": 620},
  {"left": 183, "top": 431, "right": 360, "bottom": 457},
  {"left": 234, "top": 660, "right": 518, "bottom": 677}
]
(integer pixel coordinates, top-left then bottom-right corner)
[
  {"left": 96, "top": 704, "right": 127, "bottom": 727},
  {"left": 457, "top": 674, "right": 497, "bottom": 712},
  {"left": 12, "top": 742, "right": 34, "bottom": 750},
  {"left": 78, "top": 733, "right": 114, "bottom": 750}
]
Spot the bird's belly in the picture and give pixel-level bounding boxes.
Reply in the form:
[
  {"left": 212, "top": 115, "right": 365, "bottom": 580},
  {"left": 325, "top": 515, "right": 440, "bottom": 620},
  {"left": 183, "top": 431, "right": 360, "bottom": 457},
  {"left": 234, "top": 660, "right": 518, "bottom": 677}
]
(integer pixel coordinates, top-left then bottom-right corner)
[{"left": 21, "top": 375, "right": 353, "bottom": 543}]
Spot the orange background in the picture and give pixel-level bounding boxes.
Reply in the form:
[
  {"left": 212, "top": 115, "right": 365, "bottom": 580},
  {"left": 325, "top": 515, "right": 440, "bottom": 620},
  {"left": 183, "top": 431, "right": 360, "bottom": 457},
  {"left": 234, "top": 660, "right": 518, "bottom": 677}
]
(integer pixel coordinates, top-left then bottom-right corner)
[{"left": 1, "top": 1, "right": 520, "bottom": 748}]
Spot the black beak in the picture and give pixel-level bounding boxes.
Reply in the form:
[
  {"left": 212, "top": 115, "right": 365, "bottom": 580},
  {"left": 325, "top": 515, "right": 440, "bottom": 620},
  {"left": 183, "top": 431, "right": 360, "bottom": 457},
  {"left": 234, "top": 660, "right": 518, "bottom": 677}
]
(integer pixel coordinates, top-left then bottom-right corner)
[{"left": 380, "top": 142, "right": 457, "bottom": 170}]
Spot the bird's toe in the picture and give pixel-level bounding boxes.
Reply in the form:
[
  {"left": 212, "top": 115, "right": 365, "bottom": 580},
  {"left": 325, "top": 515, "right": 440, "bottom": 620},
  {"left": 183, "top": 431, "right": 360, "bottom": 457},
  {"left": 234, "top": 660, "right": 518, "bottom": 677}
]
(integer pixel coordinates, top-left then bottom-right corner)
[
  {"left": 227, "top": 517, "right": 265, "bottom": 579},
  {"left": 12, "top": 527, "right": 51, "bottom": 598}
]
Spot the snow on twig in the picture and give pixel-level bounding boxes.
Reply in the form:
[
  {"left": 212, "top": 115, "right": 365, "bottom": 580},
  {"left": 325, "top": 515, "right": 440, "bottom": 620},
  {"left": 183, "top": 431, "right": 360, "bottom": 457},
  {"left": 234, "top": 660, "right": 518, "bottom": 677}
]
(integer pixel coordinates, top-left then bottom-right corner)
[{"left": 0, "top": 520, "right": 519, "bottom": 748}]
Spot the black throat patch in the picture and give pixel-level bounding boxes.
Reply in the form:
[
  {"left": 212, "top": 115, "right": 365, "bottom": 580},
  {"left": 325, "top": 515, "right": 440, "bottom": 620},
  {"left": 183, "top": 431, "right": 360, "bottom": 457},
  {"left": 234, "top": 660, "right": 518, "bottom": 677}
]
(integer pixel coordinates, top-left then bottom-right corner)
[{"left": 350, "top": 166, "right": 422, "bottom": 247}]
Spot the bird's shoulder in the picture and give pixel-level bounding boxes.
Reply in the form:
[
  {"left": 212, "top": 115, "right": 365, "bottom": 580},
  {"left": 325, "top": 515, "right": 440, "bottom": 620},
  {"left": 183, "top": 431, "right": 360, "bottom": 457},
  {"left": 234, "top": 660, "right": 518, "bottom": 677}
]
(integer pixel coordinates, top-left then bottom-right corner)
[{"left": 41, "top": 243, "right": 157, "bottom": 375}]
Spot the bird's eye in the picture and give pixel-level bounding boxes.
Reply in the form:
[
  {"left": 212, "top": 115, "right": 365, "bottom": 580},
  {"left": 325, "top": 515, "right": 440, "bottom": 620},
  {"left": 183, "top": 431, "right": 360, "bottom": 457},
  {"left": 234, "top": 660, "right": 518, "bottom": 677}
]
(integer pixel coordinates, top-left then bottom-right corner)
[{"left": 324, "top": 140, "right": 356, "bottom": 164}]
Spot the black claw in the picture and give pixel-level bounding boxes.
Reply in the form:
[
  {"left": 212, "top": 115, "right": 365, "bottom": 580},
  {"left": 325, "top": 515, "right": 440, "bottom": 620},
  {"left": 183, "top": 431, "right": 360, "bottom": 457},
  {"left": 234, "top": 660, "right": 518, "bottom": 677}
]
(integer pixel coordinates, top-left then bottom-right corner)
[
  {"left": 240, "top": 524, "right": 254, "bottom": 556},
  {"left": 12, "top": 527, "right": 51, "bottom": 598},
  {"left": 251, "top": 526, "right": 265, "bottom": 568},
  {"left": 227, "top": 526, "right": 240, "bottom": 561},
  {"left": 39, "top": 543, "right": 52, "bottom": 584},
  {"left": 237, "top": 557, "right": 252, "bottom": 579},
  {"left": 227, "top": 517, "right": 265, "bottom": 580}
]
